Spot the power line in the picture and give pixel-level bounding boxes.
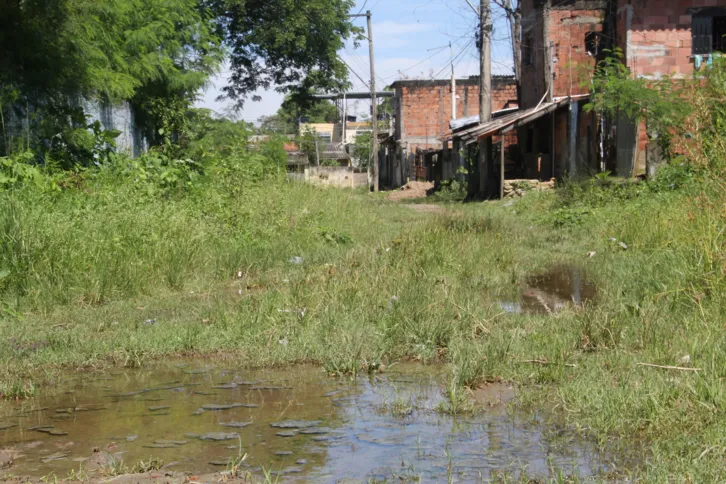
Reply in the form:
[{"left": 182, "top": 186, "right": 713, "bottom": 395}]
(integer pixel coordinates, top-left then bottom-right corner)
[
  {"left": 354, "top": 0, "right": 369, "bottom": 16},
  {"left": 338, "top": 56, "right": 370, "bottom": 88}
]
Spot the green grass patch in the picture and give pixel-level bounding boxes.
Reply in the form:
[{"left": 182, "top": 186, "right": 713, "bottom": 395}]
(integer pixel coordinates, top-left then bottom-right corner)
[{"left": 2, "top": 161, "right": 726, "bottom": 479}]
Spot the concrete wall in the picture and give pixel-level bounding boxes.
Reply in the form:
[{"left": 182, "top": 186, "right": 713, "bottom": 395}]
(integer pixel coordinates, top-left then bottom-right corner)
[
  {"left": 83, "top": 99, "right": 147, "bottom": 157},
  {"left": 4, "top": 99, "right": 147, "bottom": 158},
  {"left": 304, "top": 166, "right": 368, "bottom": 188}
]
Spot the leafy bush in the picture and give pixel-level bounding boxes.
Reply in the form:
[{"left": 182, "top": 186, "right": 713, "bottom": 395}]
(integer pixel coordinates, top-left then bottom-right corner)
[{"left": 0, "top": 151, "right": 46, "bottom": 189}]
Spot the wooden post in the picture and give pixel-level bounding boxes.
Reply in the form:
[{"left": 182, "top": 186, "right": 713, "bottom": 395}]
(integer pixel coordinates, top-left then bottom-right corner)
[{"left": 500, "top": 133, "right": 505, "bottom": 199}]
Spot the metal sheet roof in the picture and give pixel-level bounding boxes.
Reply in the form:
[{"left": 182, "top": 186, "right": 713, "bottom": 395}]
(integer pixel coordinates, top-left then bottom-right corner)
[{"left": 449, "top": 95, "right": 589, "bottom": 145}]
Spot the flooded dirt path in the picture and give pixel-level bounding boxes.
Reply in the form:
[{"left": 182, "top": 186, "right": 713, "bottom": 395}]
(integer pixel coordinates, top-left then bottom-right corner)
[{"left": 1, "top": 364, "right": 616, "bottom": 482}]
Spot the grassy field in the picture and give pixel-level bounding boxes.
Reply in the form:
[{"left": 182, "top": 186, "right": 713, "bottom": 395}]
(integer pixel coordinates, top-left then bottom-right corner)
[{"left": 1, "top": 162, "right": 726, "bottom": 481}]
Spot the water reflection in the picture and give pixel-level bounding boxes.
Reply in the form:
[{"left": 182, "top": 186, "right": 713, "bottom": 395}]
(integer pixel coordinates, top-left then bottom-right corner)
[
  {"left": 0, "top": 363, "right": 614, "bottom": 481},
  {"left": 501, "top": 265, "right": 597, "bottom": 315}
]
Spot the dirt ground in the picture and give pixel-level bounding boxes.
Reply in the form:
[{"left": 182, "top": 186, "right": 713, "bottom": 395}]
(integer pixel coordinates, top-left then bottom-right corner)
[{"left": 386, "top": 181, "right": 434, "bottom": 201}]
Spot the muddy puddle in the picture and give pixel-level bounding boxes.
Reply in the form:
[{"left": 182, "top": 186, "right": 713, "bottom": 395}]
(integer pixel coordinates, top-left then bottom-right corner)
[
  {"left": 0, "top": 364, "right": 617, "bottom": 482},
  {"left": 501, "top": 265, "right": 597, "bottom": 315}
]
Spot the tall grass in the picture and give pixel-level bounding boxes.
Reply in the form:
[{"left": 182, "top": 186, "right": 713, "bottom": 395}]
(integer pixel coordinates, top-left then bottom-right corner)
[{"left": 3, "top": 125, "right": 726, "bottom": 478}]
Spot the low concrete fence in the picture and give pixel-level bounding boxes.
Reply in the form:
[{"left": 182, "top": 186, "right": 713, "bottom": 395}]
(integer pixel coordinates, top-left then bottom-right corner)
[{"left": 304, "top": 166, "right": 368, "bottom": 189}]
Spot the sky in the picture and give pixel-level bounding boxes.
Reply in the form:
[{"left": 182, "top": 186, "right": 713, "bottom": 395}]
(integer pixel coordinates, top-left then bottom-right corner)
[{"left": 195, "top": 0, "right": 515, "bottom": 122}]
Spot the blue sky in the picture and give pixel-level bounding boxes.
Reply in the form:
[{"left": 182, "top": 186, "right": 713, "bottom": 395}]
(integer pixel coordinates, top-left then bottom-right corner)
[{"left": 196, "top": 0, "right": 515, "bottom": 122}]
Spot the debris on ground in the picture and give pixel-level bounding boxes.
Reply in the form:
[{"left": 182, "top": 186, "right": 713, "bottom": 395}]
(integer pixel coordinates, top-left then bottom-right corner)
[
  {"left": 502, "top": 179, "right": 555, "bottom": 198},
  {"left": 386, "top": 181, "right": 434, "bottom": 201}
]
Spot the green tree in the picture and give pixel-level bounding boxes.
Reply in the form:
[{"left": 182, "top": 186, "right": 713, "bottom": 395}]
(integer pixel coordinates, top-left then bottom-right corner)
[
  {"left": 208, "top": 0, "right": 361, "bottom": 106},
  {"left": 0, "top": 0, "right": 223, "bottom": 160},
  {"left": 585, "top": 49, "right": 691, "bottom": 151},
  {"left": 352, "top": 131, "right": 372, "bottom": 169}
]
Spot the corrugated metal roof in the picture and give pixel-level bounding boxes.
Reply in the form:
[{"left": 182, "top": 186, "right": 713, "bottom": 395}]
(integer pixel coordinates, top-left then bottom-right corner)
[{"left": 449, "top": 95, "right": 589, "bottom": 145}]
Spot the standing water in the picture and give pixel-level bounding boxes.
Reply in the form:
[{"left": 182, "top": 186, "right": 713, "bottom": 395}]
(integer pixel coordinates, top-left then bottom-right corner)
[{"left": 0, "top": 363, "right": 618, "bottom": 481}]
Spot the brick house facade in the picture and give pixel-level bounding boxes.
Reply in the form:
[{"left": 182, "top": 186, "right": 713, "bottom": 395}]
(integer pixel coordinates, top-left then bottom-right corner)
[
  {"left": 391, "top": 77, "right": 518, "bottom": 153},
  {"left": 386, "top": 77, "right": 518, "bottom": 187},
  {"left": 518, "top": 0, "right": 608, "bottom": 179},
  {"left": 518, "top": 0, "right": 726, "bottom": 179},
  {"left": 617, "top": 0, "right": 726, "bottom": 173}
]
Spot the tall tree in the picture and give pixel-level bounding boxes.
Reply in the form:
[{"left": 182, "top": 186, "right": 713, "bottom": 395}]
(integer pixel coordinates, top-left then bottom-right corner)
[
  {"left": 208, "top": 0, "right": 361, "bottom": 106},
  {"left": 0, "top": 0, "right": 223, "bottom": 158}
]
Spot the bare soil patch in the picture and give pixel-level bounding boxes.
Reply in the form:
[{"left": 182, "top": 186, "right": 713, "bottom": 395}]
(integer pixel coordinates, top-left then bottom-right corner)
[{"left": 386, "top": 181, "right": 434, "bottom": 201}]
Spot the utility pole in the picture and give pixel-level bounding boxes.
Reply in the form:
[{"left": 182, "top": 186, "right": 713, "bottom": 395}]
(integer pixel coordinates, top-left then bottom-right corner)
[
  {"left": 349, "top": 11, "right": 379, "bottom": 191},
  {"left": 367, "top": 11, "right": 379, "bottom": 192},
  {"left": 478, "top": 0, "right": 492, "bottom": 197},
  {"left": 450, "top": 42, "right": 457, "bottom": 120}
]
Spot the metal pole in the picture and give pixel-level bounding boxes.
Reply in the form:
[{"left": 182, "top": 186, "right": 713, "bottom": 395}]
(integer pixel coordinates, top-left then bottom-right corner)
[
  {"left": 342, "top": 94, "right": 347, "bottom": 145},
  {"left": 367, "top": 11, "right": 379, "bottom": 192}
]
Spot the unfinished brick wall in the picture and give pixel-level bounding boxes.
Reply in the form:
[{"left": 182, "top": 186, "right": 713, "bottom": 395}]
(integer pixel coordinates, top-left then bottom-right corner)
[
  {"left": 521, "top": 0, "right": 607, "bottom": 109},
  {"left": 618, "top": 0, "right": 705, "bottom": 79},
  {"left": 616, "top": 0, "right": 721, "bottom": 174},
  {"left": 518, "top": 0, "right": 606, "bottom": 179},
  {"left": 393, "top": 77, "right": 518, "bottom": 152},
  {"left": 550, "top": 9, "right": 605, "bottom": 97}
]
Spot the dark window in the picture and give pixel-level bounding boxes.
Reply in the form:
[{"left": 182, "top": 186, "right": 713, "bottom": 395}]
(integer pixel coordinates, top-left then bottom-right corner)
[
  {"left": 523, "top": 36, "right": 534, "bottom": 66},
  {"left": 585, "top": 32, "right": 607, "bottom": 57},
  {"left": 714, "top": 16, "right": 726, "bottom": 53},
  {"left": 692, "top": 10, "right": 726, "bottom": 55}
]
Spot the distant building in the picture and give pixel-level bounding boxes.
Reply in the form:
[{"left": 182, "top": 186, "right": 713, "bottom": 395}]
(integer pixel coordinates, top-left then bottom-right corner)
[{"left": 387, "top": 76, "right": 519, "bottom": 188}]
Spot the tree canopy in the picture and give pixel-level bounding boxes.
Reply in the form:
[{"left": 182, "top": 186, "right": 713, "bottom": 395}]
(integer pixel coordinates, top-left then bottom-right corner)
[
  {"left": 207, "top": 0, "right": 360, "bottom": 106},
  {"left": 0, "top": 0, "right": 358, "bottom": 158}
]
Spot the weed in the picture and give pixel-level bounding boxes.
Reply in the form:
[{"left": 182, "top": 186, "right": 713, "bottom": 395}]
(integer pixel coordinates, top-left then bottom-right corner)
[
  {"left": 131, "top": 457, "right": 164, "bottom": 474},
  {"left": 0, "top": 379, "right": 36, "bottom": 400},
  {"left": 101, "top": 455, "right": 126, "bottom": 476},
  {"left": 226, "top": 436, "right": 249, "bottom": 478},
  {"left": 436, "top": 373, "right": 475, "bottom": 417}
]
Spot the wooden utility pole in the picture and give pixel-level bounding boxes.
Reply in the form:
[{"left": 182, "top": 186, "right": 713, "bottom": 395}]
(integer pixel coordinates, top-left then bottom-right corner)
[
  {"left": 478, "top": 0, "right": 492, "bottom": 197},
  {"left": 366, "top": 11, "right": 379, "bottom": 192}
]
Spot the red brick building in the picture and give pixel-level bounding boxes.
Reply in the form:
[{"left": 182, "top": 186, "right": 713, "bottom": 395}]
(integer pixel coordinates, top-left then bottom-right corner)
[
  {"left": 517, "top": 0, "right": 726, "bottom": 179},
  {"left": 386, "top": 77, "right": 518, "bottom": 187},
  {"left": 616, "top": 0, "right": 726, "bottom": 174},
  {"left": 518, "top": 0, "right": 608, "bottom": 180},
  {"left": 391, "top": 77, "right": 518, "bottom": 153}
]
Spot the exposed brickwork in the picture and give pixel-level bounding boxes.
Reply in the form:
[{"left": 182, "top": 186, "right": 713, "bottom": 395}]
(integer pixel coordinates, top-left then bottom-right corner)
[
  {"left": 392, "top": 78, "right": 518, "bottom": 152},
  {"left": 617, "top": 0, "right": 718, "bottom": 79},
  {"left": 521, "top": 0, "right": 607, "bottom": 109},
  {"left": 550, "top": 9, "right": 604, "bottom": 98},
  {"left": 617, "top": 0, "right": 726, "bottom": 171}
]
